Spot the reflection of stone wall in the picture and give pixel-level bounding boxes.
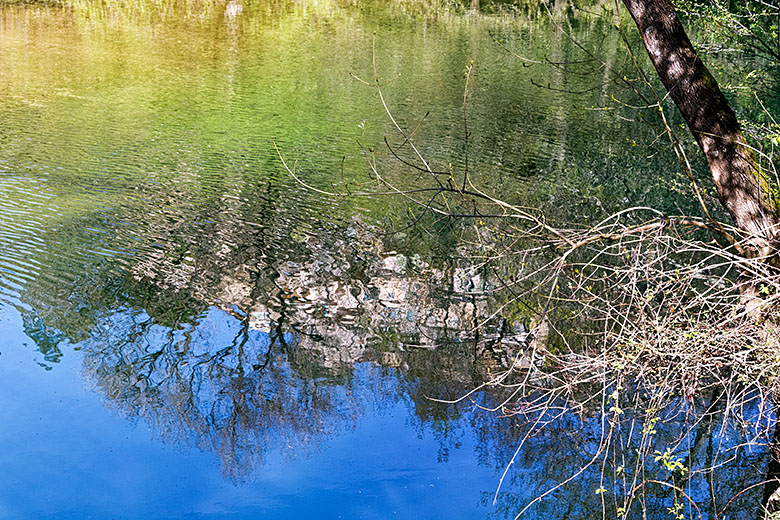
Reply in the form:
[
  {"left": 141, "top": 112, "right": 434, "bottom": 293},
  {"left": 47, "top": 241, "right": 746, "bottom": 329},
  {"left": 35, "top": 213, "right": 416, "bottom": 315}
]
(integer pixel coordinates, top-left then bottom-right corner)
[{"left": 129, "top": 219, "right": 499, "bottom": 374}]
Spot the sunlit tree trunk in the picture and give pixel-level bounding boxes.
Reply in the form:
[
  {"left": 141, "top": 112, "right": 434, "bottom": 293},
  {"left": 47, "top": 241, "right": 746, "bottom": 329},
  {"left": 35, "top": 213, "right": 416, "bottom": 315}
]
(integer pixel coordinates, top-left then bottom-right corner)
[
  {"left": 621, "top": 0, "right": 780, "bottom": 255},
  {"left": 620, "top": 3, "right": 780, "bottom": 515}
]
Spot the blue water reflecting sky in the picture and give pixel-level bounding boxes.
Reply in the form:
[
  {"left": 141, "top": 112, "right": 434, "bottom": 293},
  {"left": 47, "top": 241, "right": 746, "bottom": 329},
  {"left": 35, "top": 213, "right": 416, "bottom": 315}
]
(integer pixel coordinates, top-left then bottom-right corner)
[
  {"left": 0, "top": 305, "right": 503, "bottom": 520},
  {"left": 1, "top": 292, "right": 775, "bottom": 520}
]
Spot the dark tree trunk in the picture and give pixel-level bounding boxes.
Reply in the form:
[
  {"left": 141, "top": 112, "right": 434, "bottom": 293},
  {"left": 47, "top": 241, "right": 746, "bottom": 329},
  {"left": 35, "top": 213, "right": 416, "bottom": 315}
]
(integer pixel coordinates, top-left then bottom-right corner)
[{"left": 621, "top": 0, "right": 779, "bottom": 254}]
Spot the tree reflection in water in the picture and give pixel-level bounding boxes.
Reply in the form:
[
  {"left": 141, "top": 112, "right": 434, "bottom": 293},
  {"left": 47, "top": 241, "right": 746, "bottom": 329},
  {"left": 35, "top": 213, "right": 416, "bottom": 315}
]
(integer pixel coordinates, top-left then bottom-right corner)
[
  {"left": 70, "top": 218, "right": 486, "bottom": 481},
  {"left": 13, "top": 218, "right": 768, "bottom": 518},
  {"left": 80, "top": 306, "right": 362, "bottom": 481}
]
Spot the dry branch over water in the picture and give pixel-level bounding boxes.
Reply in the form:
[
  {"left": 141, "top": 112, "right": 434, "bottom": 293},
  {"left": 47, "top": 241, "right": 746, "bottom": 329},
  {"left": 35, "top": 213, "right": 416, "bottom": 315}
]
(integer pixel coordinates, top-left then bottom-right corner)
[{"left": 277, "top": 28, "right": 780, "bottom": 516}]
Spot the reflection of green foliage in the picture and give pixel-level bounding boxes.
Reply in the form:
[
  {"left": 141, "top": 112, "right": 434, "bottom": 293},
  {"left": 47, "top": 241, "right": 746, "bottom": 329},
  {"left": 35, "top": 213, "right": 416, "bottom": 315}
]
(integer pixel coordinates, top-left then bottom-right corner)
[
  {"left": 680, "top": 0, "right": 779, "bottom": 170},
  {"left": 0, "top": 0, "right": 59, "bottom": 5},
  {"left": 21, "top": 314, "right": 65, "bottom": 366},
  {"left": 119, "top": 278, "right": 207, "bottom": 328},
  {"left": 0, "top": 0, "right": 670, "bottom": 341}
]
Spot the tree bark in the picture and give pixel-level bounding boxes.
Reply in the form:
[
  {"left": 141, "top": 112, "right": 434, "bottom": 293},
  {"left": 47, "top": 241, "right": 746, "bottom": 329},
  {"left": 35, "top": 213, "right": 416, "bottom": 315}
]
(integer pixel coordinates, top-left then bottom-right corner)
[{"left": 621, "top": 0, "right": 779, "bottom": 254}]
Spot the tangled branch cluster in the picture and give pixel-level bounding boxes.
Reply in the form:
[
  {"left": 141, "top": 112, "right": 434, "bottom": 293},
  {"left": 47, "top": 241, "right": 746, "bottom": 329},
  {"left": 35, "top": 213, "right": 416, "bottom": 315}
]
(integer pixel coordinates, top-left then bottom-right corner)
[{"left": 278, "top": 33, "right": 780, "bottom": 518}]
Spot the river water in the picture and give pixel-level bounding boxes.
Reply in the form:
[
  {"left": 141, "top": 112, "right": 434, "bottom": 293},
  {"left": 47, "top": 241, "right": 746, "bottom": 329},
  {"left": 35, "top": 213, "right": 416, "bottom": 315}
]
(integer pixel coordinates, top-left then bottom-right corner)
[{"left": 0, "top": 1, "right": 772, "bottom": 518}]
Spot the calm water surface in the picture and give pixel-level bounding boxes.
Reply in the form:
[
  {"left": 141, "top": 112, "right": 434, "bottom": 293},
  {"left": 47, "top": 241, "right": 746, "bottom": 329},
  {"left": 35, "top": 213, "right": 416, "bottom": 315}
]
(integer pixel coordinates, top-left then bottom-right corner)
[{"left": 0, "top": 2, "right": 770, "bottom": 518}]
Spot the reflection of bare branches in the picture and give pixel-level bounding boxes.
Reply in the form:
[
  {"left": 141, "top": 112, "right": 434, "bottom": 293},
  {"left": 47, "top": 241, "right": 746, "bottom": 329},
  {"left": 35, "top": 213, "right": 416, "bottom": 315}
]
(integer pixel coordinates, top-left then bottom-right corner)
[
  {"left": 274, "top": 38, "right": 780, "bottom": 518},
  {"left": 81, "top": 306, "right": 363, "bottom": 481},
  {"left": 29, "top": 171, "right": 770, "bottom": 517},
  {"left": 76, "top": 210, "right": 514, "bottom": 479}
]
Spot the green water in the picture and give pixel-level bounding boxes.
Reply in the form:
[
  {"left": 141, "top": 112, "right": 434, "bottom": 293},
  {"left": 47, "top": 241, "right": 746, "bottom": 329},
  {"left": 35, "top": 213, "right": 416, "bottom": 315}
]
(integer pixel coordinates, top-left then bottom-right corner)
[
  {"left": 0, "top": 1, "right": 771, "bottom": 518},
  {"left": 0, "top": 0, "right": 692, "bottom": 331}
]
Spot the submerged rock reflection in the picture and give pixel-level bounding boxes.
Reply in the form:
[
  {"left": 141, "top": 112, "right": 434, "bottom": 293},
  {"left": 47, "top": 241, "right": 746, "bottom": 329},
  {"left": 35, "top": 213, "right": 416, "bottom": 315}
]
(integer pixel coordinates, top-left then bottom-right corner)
[{"left": 127, "top": 218, "right": 493, "bottom": 372}]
